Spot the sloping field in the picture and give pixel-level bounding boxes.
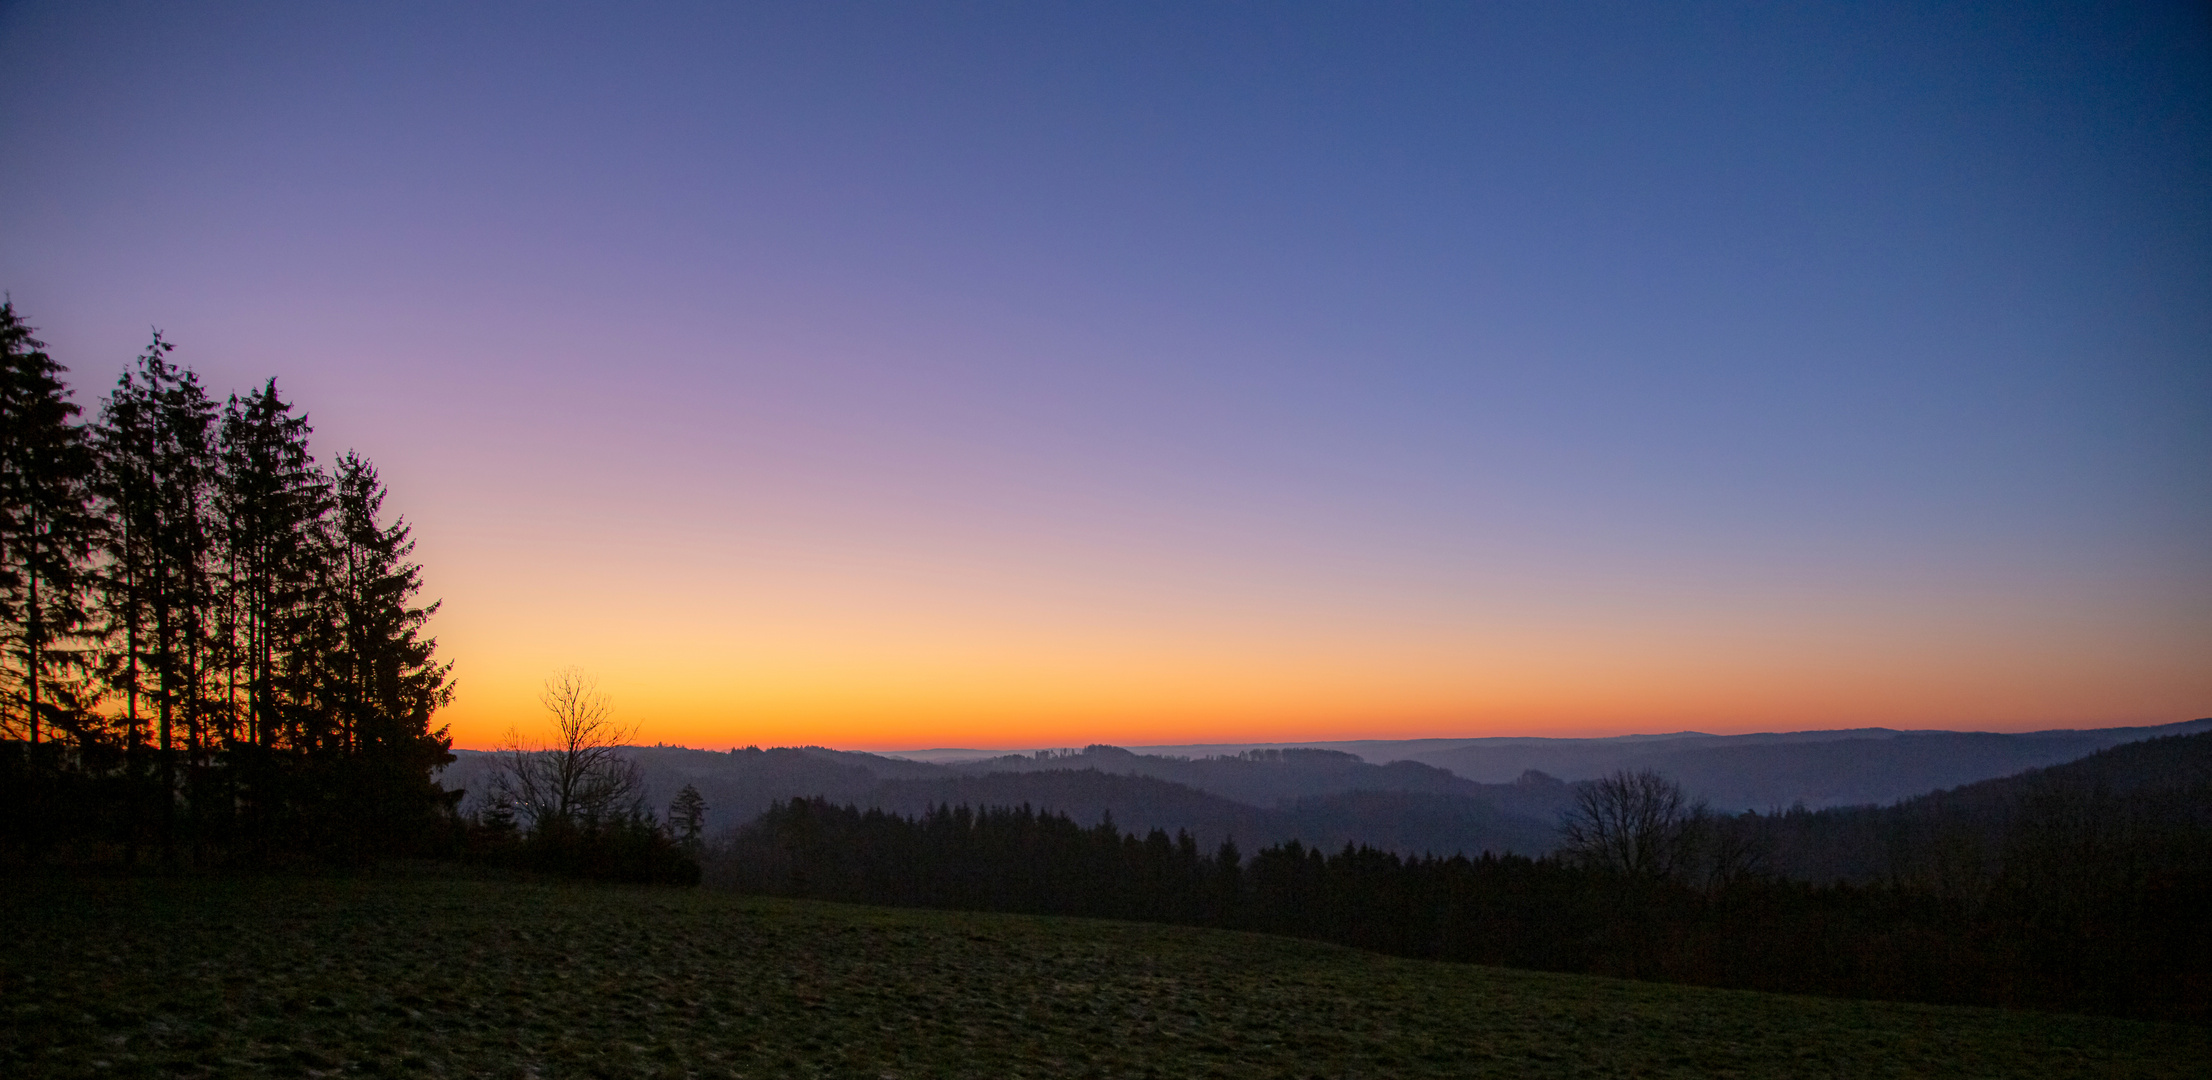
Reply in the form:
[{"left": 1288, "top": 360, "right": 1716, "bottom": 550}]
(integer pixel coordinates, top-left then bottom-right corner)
[{"left": 4, "top": 873, "right": 2200, "bottom": 1079}]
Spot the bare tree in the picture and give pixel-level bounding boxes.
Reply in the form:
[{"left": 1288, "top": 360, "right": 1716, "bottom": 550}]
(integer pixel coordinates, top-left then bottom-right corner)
[
  {"left": 490, "top": 668, "right": 644, "bottom": 833},
  {"left": 1558, "top": 768, "right": 1708, "bottom": 880}
]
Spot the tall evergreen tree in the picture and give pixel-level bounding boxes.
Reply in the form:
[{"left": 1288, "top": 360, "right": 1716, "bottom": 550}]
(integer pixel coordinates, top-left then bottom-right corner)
[
  {"left": 321, "top": 452, "right": 454, "bottom": 785},
  {"left": 90, "top": 333, "right": 221, "bottom": 755},
  {"left": 0, "top": 302, "right": 97, "bottom": 744},
  {"left": 281, "top": 451, "right": 458, "bottom": 853},
  {"left": 0, "top": 315, "right": 464, "bottom": 863},
  {"left": 216, "top": 379, "right": 326, "bottom": 749}
]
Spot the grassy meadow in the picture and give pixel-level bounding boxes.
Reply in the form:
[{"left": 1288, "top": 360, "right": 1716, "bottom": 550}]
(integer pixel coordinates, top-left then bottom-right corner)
[{"left": 3, "top": 873, "right": 2201, "bottom": 1079}]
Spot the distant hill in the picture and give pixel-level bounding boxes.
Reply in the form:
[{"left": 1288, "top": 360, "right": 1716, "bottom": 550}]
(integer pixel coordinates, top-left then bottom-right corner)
[
  {"left": 1750, "top": 729, "right": 2212, "bottom": 886},
  {"left": 861, "top": 768, "right": 1283, "bottom": 849},
  {"left": 860, "top": 767, "right": 1565, "bottom": 857},
  {"left": 1116, "top": 719, "right": 2211, "bottom": 810},
  {"left": 1897, "top": 727, "right": 2212, "bottom": 814},
  {"left": 436, "top": 718, "right": 2211, "bottom": 859},
  {"left": 441, "top": 744, "right": 1574, "bottom": 858},
  {"left": 944, "top": 745, "right": 1500, "bottom": 804}
]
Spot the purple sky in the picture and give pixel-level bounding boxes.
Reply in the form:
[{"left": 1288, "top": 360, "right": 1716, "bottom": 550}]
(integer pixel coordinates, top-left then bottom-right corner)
[{"left": 2, "top": 2, "right": 2206, "bottom": 747}]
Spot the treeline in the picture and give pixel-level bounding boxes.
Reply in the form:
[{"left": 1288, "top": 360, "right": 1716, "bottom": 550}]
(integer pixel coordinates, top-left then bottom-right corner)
[
  {"left": 1747, "top": 729, "right": 2212, "bottom": 892},
  {"left": 715, "top": 740, "right": 2212, "bottom": 1022},
  {"left": 0, "top": 303, "right": 456, "bottom": 863}
]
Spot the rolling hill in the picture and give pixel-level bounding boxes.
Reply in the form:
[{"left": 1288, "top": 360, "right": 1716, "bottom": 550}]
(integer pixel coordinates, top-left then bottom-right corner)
[{"left": 435, "top": 718, "right": 2212, "bottom": 860}]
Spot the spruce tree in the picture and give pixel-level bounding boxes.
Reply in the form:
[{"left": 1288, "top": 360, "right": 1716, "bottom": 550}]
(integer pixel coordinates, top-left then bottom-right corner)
[
  {"left": 0, "top": 302, "right": 96, "bottom": 745},
  {"left": 323, "top": 452, "right": 451, "bottom": 752},
  {"left": 0, "top": 310, "right": 466, "bottom": 860},
  {"left": 668, "top": 783, "right": 707, "bottom": 851},
  {"left": 318, "top": 451, "right": 456, "bottom": 848},
  {"left": 90, "top": 333, "right": 221, "bottom": 755},
  {"left": 217, "top": 379, "right": 326, "bottom": 749}
]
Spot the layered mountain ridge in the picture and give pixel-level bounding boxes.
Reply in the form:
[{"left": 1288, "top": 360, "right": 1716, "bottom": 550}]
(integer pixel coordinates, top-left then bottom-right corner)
[{"left": 438, "top": 718, "right": 2210, "bottom": 860}]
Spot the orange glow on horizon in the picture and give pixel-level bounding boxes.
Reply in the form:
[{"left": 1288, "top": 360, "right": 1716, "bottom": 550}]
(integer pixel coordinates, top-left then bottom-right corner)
[
  {"left": 433, "top": 614, "right": 2212, "bottom": 752},
  {"left": 412, "top": 474, "right": 2212, "bottom": 755}
]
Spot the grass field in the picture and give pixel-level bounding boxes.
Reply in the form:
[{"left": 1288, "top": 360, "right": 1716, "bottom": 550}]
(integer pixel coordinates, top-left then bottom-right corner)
[{"left": 4, "top": 872, "right": 2202, "bottom": 1078}]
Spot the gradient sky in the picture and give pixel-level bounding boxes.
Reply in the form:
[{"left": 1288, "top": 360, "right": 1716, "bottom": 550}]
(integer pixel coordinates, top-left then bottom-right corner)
[{"left": 2, "top": 2, "right": 2206, "bottom": 750}]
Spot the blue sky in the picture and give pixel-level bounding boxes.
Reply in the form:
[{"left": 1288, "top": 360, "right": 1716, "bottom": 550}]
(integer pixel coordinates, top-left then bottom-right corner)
[{"left": 2, "top": 2, "right": 2206, "bottom": 745}]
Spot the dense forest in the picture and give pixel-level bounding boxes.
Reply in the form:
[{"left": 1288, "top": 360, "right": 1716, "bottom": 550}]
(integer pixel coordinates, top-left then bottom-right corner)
[
  {"left": 712, "top": 732, "right": 2212, "bottom": 1022},
  {"left": 0, "top": 303, "right": 457, "bottom": 862}
]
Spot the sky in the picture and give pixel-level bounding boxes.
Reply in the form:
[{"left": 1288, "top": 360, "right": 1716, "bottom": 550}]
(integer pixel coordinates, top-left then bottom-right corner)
[{"left": 1, "top": 1, "right": 2206, "bottom": 751}]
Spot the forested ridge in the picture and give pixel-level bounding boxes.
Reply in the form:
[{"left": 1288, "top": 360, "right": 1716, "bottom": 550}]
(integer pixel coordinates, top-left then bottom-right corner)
[
  {"left": 0, "top": 303, "right": 457, "bottom": 862},
  {"left": 713, "top": 732, "right": 2212, "bottom": 1022},
  {"left": 435, "top": 741, "right": 1586, "bottom": 865}
]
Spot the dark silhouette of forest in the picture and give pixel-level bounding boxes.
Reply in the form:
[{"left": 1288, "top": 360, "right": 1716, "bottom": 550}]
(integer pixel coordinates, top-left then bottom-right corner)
[
  {"left": 711, "top": 732, "right": 2212, "bottom": 1022},
  {"left": 0, "top": 302, "right": 691, "bottom": 879},
  {"left": 0, "top": 304, "right": 453, "bottom": 863}
]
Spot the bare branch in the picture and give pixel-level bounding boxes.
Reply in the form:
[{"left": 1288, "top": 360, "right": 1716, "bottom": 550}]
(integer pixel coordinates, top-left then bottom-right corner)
[
  {"left": 486, "top": 668, "right": 643, "bottom": 832},
  {"left": 1558, "top": 768, "right": 1707, "bottom": 881}
]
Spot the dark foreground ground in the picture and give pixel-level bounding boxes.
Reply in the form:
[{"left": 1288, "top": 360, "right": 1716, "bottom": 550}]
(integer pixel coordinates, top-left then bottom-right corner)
[{"left": 3, "top": 873, "right": 2202, "bottom": 1079}]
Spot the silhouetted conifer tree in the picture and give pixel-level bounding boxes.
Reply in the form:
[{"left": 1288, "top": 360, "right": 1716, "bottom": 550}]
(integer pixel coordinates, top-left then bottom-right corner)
[
  {"left": 216, "top": 379, "right": 326, "bottom": 749},
  {"left": 309, "top": 451, "right": 457, "bottom": 849},
  {"left": 669, "top": 783, "right": 707, "bottom": 851},
  {"left": 317, "top": 452, "right": 451, "bottom": 753},
  {"left": 0, "top": 314, "right": 468, "bottom": 865},
  {"left": 90, "top": 333, "right": 222, "bottom": 756},
  {"left": 0, "top": 303, "right": 97, "bottom": 744}
]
